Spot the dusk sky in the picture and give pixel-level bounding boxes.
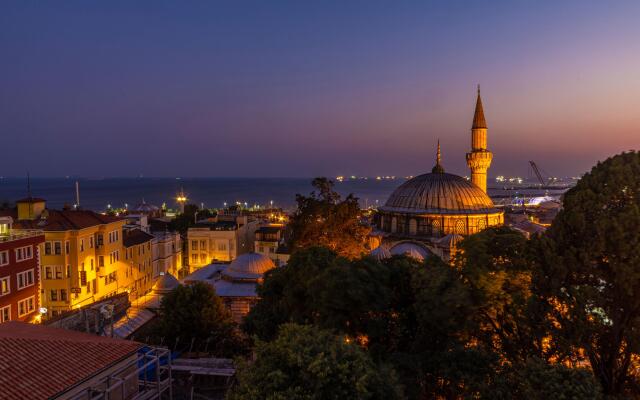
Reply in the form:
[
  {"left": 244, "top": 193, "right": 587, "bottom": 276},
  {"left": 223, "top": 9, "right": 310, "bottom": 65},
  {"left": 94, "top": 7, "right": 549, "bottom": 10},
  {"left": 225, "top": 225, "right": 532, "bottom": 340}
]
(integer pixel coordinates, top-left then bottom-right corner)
[{"left": 1, "top": 1, "right": 639, "bottom": 178}]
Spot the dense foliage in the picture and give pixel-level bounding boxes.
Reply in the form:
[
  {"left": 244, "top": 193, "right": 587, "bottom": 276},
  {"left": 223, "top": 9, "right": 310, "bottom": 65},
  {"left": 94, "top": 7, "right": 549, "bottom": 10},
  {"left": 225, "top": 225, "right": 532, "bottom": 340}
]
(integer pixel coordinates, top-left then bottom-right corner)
[
  {"left": 228, "top": 323, "right": 403, "bottom": 400},
  {"left": 152, "top": 282, "right": 245, "bottom": 357},
  {"left": 288, "top": 177, "right": 370, "bottom": 259}
]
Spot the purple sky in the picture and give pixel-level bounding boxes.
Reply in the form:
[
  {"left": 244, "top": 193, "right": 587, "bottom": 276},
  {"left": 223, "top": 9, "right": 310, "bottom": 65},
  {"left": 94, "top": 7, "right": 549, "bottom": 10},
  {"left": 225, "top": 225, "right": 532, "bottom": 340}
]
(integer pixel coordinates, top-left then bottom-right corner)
[{"left": 1, "top": 1, "right": 639, "bottom": 178}]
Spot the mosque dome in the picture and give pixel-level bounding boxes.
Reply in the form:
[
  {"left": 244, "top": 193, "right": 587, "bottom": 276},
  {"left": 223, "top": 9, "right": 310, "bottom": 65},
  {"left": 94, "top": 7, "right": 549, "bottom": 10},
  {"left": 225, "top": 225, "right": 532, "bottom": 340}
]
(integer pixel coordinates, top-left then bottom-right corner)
[
  {"left": 370, "top": 245, "right": 391, "bottom": 261},
  {"left": 132, "top": 200, "right": 160, "bottom": 214},
  {"left": 153, "top": 272, "right": 180, "bottom": 294},
  {"left": 223, "top": 252, "right": 276, "bottom": 280},
  {"left": 380, "top": 172, "right": 497, "bottom": 214}
]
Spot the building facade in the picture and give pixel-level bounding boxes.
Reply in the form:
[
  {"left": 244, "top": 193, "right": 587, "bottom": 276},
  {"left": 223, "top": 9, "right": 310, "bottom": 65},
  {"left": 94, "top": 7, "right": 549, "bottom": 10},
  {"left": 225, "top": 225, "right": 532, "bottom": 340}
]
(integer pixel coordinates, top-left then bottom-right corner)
[
  {"left": 254, "top": 225, "right": 290, "bottom": 266},
  {"left": 11, "top": 198, "right": 127, "bottom": 317},
  {"left": 151, "top": 231, "right": 182, "bottom": 278},
  {"left": 122, "top": 228, "right": 155, "bottom": 299},
  {"left": 0, "top": 216, "right": 45, "bottom": 323},
  {"left": 187, "top": 215, "right": 258, "bottom": 271}
]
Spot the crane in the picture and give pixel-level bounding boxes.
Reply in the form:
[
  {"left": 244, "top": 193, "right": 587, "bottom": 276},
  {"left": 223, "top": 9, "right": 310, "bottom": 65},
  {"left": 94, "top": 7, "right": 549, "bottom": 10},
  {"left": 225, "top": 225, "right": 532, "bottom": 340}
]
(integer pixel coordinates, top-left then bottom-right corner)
[{"left": 529, "top": 161, "right": 554, "bottom": 187}]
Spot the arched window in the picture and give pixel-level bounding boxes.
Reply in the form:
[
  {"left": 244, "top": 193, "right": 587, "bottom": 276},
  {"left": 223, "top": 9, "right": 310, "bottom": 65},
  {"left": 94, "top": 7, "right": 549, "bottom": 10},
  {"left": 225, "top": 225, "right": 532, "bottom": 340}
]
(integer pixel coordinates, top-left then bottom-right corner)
[
  {"left": 455, "top": 219, "right": 466, "bottom": 235},
  {"left": 391, "top": 217, "right": 397, "bottom": 233},
  {"left": 478, "top": 218, "right": 486, "bottom": 232},
  {"left": 432, "top": 219, "right": 441, "bottom": 236}
]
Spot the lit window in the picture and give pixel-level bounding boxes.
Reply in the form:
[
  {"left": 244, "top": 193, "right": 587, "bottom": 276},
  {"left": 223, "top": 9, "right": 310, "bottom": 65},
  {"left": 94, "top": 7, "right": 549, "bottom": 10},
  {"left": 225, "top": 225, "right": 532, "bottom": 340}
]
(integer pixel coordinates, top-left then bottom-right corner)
[
  {"left": 0, "top": 276, "right": 10, "bottom": 295},
  {"left": 0, "top": 251, "right": 8, "bottom": 266},
  {"left": 0, "top": 305, "right": 10, "bottom": 322},
  {"left": 17, "top": 296, "right": 35, "bottom": 317},
  {"left": 16, "top": 269, "right": 34, "bottom": 290}
]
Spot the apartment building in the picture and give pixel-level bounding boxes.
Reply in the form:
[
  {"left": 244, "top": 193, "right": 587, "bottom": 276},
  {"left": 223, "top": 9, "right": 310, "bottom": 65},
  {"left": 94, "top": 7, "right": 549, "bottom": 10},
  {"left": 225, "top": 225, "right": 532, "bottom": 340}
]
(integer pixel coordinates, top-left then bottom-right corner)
[
  {"left": 11, "top": 198, "right": 126, "bottom": 317},
  {"left": 122, "top": 228, "right": 155, "bottom": 298},
  {"left": 254, "top": 224, "right": 290, "bottom": 266},
  {"left": 0, "top": 216, "right": 45, "bottom": 323}
]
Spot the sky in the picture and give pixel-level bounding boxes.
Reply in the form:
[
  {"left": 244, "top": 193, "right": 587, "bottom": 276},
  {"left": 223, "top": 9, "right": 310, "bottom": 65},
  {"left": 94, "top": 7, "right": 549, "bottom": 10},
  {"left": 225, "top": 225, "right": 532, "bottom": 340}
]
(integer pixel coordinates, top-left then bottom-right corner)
[{"left": 1, "top": 1, "right": 639, "bottom": 178}]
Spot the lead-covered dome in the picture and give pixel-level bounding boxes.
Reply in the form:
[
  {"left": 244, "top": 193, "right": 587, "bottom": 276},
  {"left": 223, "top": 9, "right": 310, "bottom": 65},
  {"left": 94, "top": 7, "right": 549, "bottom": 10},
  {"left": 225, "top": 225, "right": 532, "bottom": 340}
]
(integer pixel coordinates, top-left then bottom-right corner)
[
  {"left": 224, "top": 252, "right": 276, "bottom": 280},
  {"left": 379, "top": 172, "right": 497, "bottom": 214}
]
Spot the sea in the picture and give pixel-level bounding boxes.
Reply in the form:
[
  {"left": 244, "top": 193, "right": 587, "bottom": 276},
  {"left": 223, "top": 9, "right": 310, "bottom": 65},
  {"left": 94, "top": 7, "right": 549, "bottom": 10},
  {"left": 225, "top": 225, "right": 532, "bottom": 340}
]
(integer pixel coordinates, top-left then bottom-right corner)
[{"left": 0, "top": 177, "right": 571, "bottom": 212}]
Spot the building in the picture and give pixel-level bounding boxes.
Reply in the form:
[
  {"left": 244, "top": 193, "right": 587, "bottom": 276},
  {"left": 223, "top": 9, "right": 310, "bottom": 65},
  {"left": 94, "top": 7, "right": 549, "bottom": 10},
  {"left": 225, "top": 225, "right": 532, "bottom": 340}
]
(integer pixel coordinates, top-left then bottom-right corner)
[
  {"left": 151, "top": 230, "right": 183, "bottom": 278},
  {"left": 0, "top": 216, "right": 45, "bottom": 323},
  {"left": 254, "top": 224, "right": 290, "bottom": 266},
  {"left": 183, "top": 252, "right": 276, "bottom": 323},
  {"left": 372, "top": 88, "right": 504, "bottom": 261},
  {"left": 122, "top": 228, "right": 155, "bottom": 298},
  {"left": 187, "top": 214, "right": 259, "bottom": 271},
  {"left": 0, "top": 321, "right": 171, "bottom": 399},
  {"left": 9, "top": 198, "right": 127, "bottom": 317}
]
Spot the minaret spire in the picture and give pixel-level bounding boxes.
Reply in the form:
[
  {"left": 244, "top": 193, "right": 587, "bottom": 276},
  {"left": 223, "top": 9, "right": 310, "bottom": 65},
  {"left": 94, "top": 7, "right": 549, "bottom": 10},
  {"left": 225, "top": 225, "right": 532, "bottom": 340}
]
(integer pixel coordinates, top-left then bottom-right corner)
[
  {"left": 432, "top": 139, "right": 445, "bottom": 174},
  {"left": 466, "top": 86, "right": 493, "bottom": 193}
]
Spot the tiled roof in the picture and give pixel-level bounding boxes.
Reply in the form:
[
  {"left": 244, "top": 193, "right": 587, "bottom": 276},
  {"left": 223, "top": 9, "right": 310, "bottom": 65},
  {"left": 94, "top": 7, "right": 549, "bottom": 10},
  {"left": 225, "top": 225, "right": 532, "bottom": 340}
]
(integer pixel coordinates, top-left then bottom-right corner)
[
  {"left": 0, "top": 321, "right": 142, "bottom": 400},
  {"left": 13, "top": 209, "right": 122, "bottom": 231},
  {"left": 123, "top": 229, "right": 154, "bottom": 247}
]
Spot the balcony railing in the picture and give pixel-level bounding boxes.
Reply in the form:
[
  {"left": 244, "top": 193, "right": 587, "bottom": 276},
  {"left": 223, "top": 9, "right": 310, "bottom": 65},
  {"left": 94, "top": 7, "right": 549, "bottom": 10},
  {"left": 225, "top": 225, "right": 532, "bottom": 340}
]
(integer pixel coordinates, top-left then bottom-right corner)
[{"left": 0, "top": 229, "right": 44, "bottom": 243}]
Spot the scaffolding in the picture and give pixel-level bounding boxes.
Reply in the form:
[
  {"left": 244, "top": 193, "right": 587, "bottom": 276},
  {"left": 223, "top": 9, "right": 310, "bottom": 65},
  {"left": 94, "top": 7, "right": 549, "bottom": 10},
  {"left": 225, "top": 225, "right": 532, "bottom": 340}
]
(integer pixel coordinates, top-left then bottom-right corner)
[{"left": 68, "top": 347, "right": 173, "bottom": 400}]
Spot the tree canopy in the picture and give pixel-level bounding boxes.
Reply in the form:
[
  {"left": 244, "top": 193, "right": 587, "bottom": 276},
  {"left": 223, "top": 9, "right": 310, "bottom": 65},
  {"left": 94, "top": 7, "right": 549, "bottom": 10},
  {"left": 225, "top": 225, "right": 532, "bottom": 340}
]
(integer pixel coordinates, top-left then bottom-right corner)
[
  {"left": 288, "top": 177, "right": 370, "bottom": 259},
  {"left": 228, "top": 323, "right": 403, "bottom": 400}
]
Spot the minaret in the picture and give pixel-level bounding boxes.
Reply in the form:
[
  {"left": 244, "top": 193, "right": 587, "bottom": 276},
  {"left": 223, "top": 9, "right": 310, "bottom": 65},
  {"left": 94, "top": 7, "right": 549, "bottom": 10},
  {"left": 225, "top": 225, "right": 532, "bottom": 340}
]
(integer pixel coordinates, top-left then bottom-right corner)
[
  {"left": 432, "top": 140, "right": 445, "bottom": 173},
  {"left": 465, "top": 85, "right": 492, "bottom": 193}
]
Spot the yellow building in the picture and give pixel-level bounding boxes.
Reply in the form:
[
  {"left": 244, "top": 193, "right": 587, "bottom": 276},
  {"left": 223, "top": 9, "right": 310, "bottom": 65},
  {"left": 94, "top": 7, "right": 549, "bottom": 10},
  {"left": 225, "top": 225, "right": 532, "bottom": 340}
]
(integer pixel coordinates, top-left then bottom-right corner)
[
  {"left": 13, "top": 199, "right": 128, "bottom": 317},
  {"left": 373, "top": 88, "right": 504, "bottom": 262},
  {"left": 187, "top": 214, "right": 258, "bottom": 271},
  {"left": 122, "top": 229, "right": 155, "bottom": 299}
]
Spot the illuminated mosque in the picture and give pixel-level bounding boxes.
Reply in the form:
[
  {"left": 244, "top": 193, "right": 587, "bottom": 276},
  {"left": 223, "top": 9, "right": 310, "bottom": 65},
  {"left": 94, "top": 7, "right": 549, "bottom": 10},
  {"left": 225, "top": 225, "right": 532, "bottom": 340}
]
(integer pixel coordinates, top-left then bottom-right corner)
[{"left": 371, "top": 88, "right": 504, "bottom": 261}]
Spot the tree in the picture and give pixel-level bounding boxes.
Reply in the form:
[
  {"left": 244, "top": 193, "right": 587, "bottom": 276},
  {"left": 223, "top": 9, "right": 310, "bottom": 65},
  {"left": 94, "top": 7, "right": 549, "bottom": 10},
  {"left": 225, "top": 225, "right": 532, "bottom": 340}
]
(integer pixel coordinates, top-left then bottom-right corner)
[
  {"left": 534, "top": 151, "right": 640, "bottom": 396},
  {"left": 169, "top": 203, "right": 215, "bottom": 233},
  {"left": 289, "top": 177, "right": 370, "bottom": 259},
  {"left": 227, "top": 324, "right": 403, "bottom": 400},
  {"left": 155, "top": 282, "right": 244, "bottom": 356}
]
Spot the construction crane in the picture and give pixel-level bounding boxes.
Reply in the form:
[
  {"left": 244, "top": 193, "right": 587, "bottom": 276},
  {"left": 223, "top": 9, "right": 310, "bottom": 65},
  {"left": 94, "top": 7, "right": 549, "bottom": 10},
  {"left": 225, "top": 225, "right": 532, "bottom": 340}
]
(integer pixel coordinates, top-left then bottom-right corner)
[{"left": 529, "top": 161, "right": 554, "bottom": 187}]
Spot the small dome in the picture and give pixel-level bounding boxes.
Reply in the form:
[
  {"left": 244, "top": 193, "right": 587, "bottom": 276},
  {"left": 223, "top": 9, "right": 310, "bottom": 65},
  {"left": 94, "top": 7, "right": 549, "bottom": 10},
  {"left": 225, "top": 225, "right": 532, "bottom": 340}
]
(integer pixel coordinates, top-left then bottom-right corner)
[
  {"left": 380, "top": 173, "right": 497, "bottom": 214},
  {"left": 224, "top": 253, "right": 276, "bottom": 280},
  {"left": 389, "top": 242, "right": 431, "bottom": 262},
  {"left": 153, "top": 272, "right": 180, "bottom": 294},
  {"left": 370, "top": 245, "right": 391, "bottom": 261},
  {"left": 133, "top": 200, "right": 160, "bottom": 213}
]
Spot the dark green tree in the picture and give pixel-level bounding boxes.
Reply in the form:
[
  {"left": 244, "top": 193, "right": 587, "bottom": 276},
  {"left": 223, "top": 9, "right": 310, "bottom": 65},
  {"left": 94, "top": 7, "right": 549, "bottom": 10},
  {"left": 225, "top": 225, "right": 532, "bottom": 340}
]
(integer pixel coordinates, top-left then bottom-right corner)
[
  {"left": 289, "top": 177, "right": 370, "bottom": 259},
  {"left": 155, "top": 282, "right": 244, "bottom": 356},
  {"left": 169, "top": 203, "right": 214, "bottom": 233},
  {"left": 533, "top": 151, "right": 640, "bottom": 396},
  {"left": 227, "top": 323, "right": 403, "bottom": 400}
]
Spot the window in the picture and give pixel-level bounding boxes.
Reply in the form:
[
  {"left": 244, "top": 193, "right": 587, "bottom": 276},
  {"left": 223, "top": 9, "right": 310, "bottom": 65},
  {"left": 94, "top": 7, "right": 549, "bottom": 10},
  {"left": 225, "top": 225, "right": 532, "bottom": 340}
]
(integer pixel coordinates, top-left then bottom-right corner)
[
  {"left": 17, "top": 269, "right": 34, "bottom": 289},
  {"left": 191, "top": 241, "right": 198, "bottom": 251},
  {"left": 65, "top": 241, "right": 70, "bottom": 254},
  {"left": 45, "top": 266, "right": 52, "bottom": 279},
  {"left": 80, "top": 239, "right": 85, "bottom": 252},
  {"left": 50, "top": 289, "right": 58, "bottom": 301},
  {"left": 54, "top": 241, "right": 62, "bottom": 255},
  {"left": 66, "top": 265, "right": 71, "bottom": 278},
  {"left": 44, "top": 242, "right": 52, "bottom": 255},
  {"left": 60, "top": 289, "right": 67, "bottom": 302},
  {"left": 15, "top": 246, "right": 33, "bottom": 261},
  {"left": 108, "top": 230, "right": 119, "bottom": 243},
  {"left": 217, "top": 243, "right": 227, "bottom": 251},
  {"left": 191, "top": 254, "right": 198, "bottom": 263},
  {"left": 109, "top": 251, "right": 119, "bottom": 264},
  {"left": 80, "top": 270, "right": 87, "bottom": 286},
  {"left": 98, "top": 256, "right": 104, "bottom": 267},
  {"left": 89, "top": 237, "right": 94, "bottom": 248},
  {"left": 54, "top": 265, "right": 63, "bottom": 279},
  {"left": 0, "top": 305, "right": 9, "bottom": 322},
  {"left": 96, "top": 234, "right": 103, "bottom": 246},
  {"left": 200, "top": 254, "right": 207, "bottom": 263},
  {"left": 90, "top": 259, "right": 94, "bottom": 270},
  {"left": 0, "top": 251, "right": 8, "bottom": 266},
  {"left": 200, "top": 240, "right": 206, "bottom": 250},
  {"left": 0, "top": 276, "right": 10, "bottom": 295},
  {"left": 18, "top": 296, "right": 35, "bottom": 317}
]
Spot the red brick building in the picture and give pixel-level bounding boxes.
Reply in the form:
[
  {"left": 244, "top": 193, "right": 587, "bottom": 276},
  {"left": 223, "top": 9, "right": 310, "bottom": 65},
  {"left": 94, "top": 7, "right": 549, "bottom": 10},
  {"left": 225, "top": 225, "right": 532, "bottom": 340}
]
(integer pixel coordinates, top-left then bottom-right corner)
[{"left": 0, "top": 216, "right": 45, "bottom": 323}]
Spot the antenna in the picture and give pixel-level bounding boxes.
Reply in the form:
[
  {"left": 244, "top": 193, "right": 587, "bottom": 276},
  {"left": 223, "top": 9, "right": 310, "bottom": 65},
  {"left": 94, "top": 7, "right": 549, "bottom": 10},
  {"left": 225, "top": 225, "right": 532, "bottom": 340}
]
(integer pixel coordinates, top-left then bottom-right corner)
[
  {"left": 75, "top": 181, "right": 80, "bottom": 209},
  {"left": 27, "top": 172, "right": 32, "bottom": 199}
]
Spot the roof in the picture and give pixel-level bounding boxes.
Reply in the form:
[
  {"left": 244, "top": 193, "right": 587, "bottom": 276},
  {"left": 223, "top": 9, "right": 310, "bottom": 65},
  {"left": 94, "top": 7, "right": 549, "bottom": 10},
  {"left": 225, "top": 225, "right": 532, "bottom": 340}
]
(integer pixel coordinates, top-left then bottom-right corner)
[
  {"left": 132, "top": 201, "right": 160, "bottom": 213},
  {"left": 370, "top": 245, "right": 391, "bottom": 261},
  {"left": 193, "top": 220, "right": 237, "bottom": 231},
  {"left": 0, "top": 321, "right": 142, "bottom": 400},
  {"left": 389, "top": 242, "right": 431, "bottom": 262},
  {"left": 379, "top": 172, "right": 498, "bottom": 215},
  {"left": 13, "top": 209, "right": 122, "bottom": 231},
  {"left": 213, "top": 279, "right": 259, "bottom": 298},
  {"left": 224, "top": 253, "right": 275, "bottom": 280},
  {"left": 472, "top": 86, "right": 487, "bottom": 129},
  {"left": 123, "top": 229, "right": 154, "bottom": 247}
]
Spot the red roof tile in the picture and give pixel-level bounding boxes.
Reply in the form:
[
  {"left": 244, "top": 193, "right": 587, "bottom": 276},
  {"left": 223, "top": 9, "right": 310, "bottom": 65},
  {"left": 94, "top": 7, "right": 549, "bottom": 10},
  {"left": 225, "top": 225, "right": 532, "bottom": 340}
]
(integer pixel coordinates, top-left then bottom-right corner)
[
  {"left": 0, "top": 322, "right": 142, "bottom": 399},
  {"left": 13, "top": 209, "right": 122, "bottom": 231}
]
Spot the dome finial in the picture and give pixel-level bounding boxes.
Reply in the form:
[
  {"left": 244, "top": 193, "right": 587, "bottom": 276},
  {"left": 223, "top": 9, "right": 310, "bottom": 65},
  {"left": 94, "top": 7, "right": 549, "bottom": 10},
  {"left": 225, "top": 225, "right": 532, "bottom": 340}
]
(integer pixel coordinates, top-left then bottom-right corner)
[{"left": 432, "top": 140, "right": 445, "bottom": 174}]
